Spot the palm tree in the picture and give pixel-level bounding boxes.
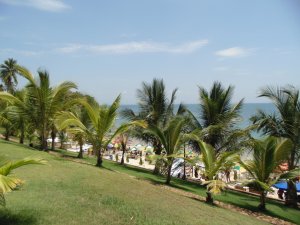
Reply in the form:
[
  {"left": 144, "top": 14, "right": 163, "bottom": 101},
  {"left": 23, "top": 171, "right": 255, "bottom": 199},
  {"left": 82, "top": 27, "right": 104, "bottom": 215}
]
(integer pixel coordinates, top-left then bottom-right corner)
[
  {"left": 0, "top": 155, "right": 45, "bottom": 206},
  {"left": 5, "top": 89, "right": 28, "bottom": 144},
  {"left": 192, "top": 140, "right": 238, "bottom": 203},
  {"left": 238, "top": 136, "right": 300, "bottom": 210},
  {"left": 71, "top": 93, "right": 99, "bottom": 158},
  {"left": 251, "top": 85, "right": 300, "bottom": 207},
  {"left": 58, "top": 131, "right": 68, "bottom": 149},
  {"left": 57, "top": 96, "right": 147, "bottom": 167},
  {"left": 57, "top": 96, "right": 121, "bottom": 167},
  {"left": 189, "top": 81, "right": 244, "bottom": 153},
  {"left": 0, "top": 70, "right": 77, "bottom": 150},
  {"left": 122, "top": 79, "right": 177, "bottom": 173},
  {"left": 119, "top": 132, "right": 130, "bottom": 165},
  {"left": 146, "top": 116, "right": 187, "bottom": 184},
  {"left": 0, "top": 58, "right": 19, "bottom": 94},
  {"left": 251, "top": 86, "right": 300, "bottom": 170},
  {"left": 0, "top": 107, "right": 13, "bottom": 141}
]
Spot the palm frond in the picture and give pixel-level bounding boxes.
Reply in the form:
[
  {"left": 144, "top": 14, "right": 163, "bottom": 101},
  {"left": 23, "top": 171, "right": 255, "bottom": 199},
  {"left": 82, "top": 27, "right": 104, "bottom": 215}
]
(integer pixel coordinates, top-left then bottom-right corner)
[
  {"left": 203, "top": 179, "right": 227, "bottom": 194},
  {"left": 0, "top": 175, "right": 22, "bottom": 193},
  {"left": 0, "top": 157, "right": 46, "bottom": 176},
  {"left": 279, "top": 168, "right": 300, "bottom": 180}
]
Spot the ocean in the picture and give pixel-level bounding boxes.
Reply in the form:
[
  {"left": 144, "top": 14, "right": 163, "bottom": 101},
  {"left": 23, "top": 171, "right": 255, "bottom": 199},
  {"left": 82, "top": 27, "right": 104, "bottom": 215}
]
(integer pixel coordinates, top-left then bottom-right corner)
[{"left": 117, "top": 103, "right": 276, "bottom": 129}]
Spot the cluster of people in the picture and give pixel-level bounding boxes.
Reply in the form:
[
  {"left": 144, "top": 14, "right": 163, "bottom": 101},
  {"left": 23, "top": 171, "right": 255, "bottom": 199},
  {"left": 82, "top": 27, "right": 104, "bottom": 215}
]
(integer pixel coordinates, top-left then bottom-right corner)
[{"left": 277, "top": 189, "right": 286, "bottom": 200}]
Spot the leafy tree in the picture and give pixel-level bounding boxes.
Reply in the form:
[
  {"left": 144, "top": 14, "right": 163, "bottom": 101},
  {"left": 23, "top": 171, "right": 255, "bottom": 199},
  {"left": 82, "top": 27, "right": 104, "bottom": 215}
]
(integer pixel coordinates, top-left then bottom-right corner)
[
  {"left": 251, "top": 86, "right": 300, "bottom": 169},
  {"left": 119, "top": 132, "right": 130, "bottom": 165},
  {"left": 122, "top": 79, "right": 177, "bottom": 173},
  {"left": 238, "top": 137, "right": 300, "bottom": 210},
  {"left": 146, "top": 116, "right": 187, "bottom": 184},
  {"left": 0, "top": 155, "right": 45, "bottom": 206},
  {"left": 188, "top": 81, "right": 245, "bottom": 153},
  {"left": 5, "top": 89, "right": 28, "bottom": 144},
  {"left": 192, "top": 140, "right": 238, "bottom": 203},
  {"left": 0, "top": 106, "right": 13, "bottom": 141},
  {"left": 71, "top": 93, "right": 99, "bottom": 158},
  {"left": 57, "top": 96, "right": 122, "bottom": 167},
  {"left": 0, "top": 58, "right": 19, "bottom": 94},
  {"left": 58, "top": 131, "right": 68, "bottom": 149},
  {"left": 0, "top": 69, "right": 77, "bottom": 150},
  {"left": 251, "top": 85, "right": 300, "bottom": 207}
]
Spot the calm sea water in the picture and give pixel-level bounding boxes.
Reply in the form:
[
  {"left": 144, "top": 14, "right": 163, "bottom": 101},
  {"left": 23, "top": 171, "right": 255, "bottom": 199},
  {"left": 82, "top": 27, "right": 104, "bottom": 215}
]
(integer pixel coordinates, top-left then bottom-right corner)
[{"left": 117, "top": 103, "right": 276, "bottom": 129}]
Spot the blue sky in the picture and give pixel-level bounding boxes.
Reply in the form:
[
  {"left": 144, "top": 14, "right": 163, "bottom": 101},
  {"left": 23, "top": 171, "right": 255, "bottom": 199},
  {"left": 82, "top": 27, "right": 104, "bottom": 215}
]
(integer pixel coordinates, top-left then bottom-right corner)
[{"left": 0, "top": 0, "right": 299, "bottom": 104}]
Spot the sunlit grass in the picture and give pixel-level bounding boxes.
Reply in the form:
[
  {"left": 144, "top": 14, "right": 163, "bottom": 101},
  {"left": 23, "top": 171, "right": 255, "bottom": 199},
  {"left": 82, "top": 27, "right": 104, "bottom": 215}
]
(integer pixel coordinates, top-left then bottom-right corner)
[{"left": 0, "top": 140, "right": 298, "bottom": 225}]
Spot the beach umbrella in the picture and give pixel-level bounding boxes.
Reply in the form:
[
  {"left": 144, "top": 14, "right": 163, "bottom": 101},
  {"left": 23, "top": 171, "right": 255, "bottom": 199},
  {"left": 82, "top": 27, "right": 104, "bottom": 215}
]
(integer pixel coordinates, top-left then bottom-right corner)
[
  {"left": 107, "top": 143, "right": 114, "bottom": 149},
  {"left": 273, "top": 181, "right": 300, "bottom": 192},
  {"left": 135, "top": 144, "right": 143, "bottom": 151},
  {"left": 233, "top": 165, "right": 240, "bottom": 170},
  {"left": 145, "top": 145, "right": 153, "bottom": 151},
  {"left": 130, "top": 147, "right": 137, "bottom": 151}
]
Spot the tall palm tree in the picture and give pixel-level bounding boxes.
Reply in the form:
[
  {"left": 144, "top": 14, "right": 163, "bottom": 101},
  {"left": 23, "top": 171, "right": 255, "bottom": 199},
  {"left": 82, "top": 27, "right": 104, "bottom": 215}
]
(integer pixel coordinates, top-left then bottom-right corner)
[
  {"left": 238, "top": 136, "right": 300, "bottom": 210},
  {"left": 122, "top": 79, "right": 177, "bottom": 173},
  {"left": 0, "top": 155, "right": 45, "bottom": 206},
  {"left": 146, "top": 116, "right": 187, "bottom": 184},
  {"left": 6, "top": 89, "right": 28, "bottom": 144},
  {"left": 71, "top": 93, "right": 99, "bottom": 158},
  {"left": 118, "top": 132, "right": 130, "bottom": 165},
  {"left": 251, "top": 86, "right": 300, "bottom": 170},
  {"left": 0, "top": 69, "right": 77, "bottom": 150},
  {"left": 190, "top": 81, "right": 244, "bottom": 153},
  {"left": 251, "top": 85, "right": 300, "bottom": 207},
  {"left": 0, "top": 58, "right": 19, "bottom": 94}
]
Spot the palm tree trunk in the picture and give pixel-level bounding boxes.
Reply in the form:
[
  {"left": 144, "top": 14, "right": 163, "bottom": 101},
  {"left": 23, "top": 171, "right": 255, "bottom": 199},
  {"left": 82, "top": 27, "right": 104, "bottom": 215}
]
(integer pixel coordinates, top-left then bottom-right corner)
[
  {"left": 166, "top": 164, "right": 172, "bottom": 184},
  {"left": 19, "top": 129, "right": 24, "bottom": 144},
  {"left": 183, "top": 143, "right": 186, "bottom": 180},
  {"left": 121, "top": 147, "right": 125, "bottom": 165},
  {"left": 206, "top": 192, "right": 213, "bottom": 204},
  {"left": 258, "top": 191, "right": 266, "bottom": 210},
  {"left": 51, "top": 130, "right": 56, "bottom": 151},
  {"left": 41, "top": 135, "right": 48, "bottom": 151},
  {"left": 153, "top": 140, "right": 162, "bottom": 174},
  {"left": 286, "top": 152, "right": 298, "bottom": 208},
  {"left": 285, "top": 180, "right": 298, "bottom": 208},
  {"left": 96, "top": 148, "right": 103, "bottom": 167},
  {"left": 77, "top": 144, "right": 83, "bottom": 158},
  {"left": 120, "top": 141, "right": 126, "bottom": 165},
  {"left": 288, "top": 146, "right": 296, "bottom": 170},
  {"left": 4, "top": 128, "right": 9, "bottom": 141}
]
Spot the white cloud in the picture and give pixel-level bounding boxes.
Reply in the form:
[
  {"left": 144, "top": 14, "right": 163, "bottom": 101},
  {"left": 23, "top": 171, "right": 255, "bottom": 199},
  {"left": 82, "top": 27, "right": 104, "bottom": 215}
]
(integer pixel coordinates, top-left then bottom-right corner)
[
  {"left": 56, "top": 40, "right": 209, "bottom": 54},
  {"left": 0, "top": 48, "right": 41, "bottom": 56},
  {"left": 0, "top": 0, "right": 70, "bottom": 12},
  {"left": 215, "top": 47, "right": 254, "bottom": 58}
]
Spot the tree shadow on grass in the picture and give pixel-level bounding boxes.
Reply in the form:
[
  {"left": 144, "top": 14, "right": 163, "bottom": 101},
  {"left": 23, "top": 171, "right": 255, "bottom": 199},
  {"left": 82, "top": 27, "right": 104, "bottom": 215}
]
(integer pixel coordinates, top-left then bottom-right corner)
[
  {"left": 101, "top": 165, "right": 116, "bottom": 173},
  {"left": 0, "top": 209, "right": 37, "bottom": 225},
  {"left": 0, "top": 139, "right": 37, "bottom": 151}
]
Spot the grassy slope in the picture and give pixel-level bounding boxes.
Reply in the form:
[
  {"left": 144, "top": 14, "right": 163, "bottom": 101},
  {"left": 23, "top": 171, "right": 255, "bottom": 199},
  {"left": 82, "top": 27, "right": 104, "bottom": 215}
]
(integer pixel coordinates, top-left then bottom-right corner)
[
  {"left": 57, "top": 149, "right": 300, "bottom": 224},
  {"left": 0, "top": 140, "right": 271, "bottom": 225}
]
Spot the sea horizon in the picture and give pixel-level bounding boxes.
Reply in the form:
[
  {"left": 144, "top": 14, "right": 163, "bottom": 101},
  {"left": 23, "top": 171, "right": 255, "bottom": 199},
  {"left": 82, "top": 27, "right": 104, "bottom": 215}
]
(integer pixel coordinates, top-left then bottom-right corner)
[{"left": 117, "top": 103, "right": 275, "bottom": 129}]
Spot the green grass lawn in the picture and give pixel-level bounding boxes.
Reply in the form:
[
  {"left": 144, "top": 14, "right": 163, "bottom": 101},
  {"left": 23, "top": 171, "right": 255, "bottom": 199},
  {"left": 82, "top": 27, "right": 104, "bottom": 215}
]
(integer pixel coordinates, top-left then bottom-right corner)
[
  {"left": 55, "top": 148, "right": 300, "bottom": 224},
  {"left": 0, "top": 140, "right": 274, "bottom": 225}
]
